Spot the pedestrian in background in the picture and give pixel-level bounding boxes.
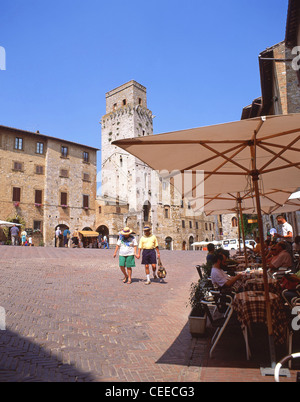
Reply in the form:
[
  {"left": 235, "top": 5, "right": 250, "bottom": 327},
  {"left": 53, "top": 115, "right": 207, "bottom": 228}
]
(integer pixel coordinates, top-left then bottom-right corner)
[
  {"left": 10, "top": 224, "right": 19, "bottom": 246},
  {"left": 113, "top": 227, "right": 137, "bottom": 284},
  {"left": 136, "top": 226, "right": 160, "bottom": 285}
]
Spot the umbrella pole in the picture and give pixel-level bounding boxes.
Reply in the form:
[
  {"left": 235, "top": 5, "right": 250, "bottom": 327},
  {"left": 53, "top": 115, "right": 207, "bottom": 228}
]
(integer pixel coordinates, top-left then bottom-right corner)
[
  {"left": 237, "top": 195, "right": 248, "bottom": 268},
  {"left": 237, "top": 210, "right": 241, "bottom": 254},
  {"left": 251, "top": 171, "right": 276, "bottom": 370}
]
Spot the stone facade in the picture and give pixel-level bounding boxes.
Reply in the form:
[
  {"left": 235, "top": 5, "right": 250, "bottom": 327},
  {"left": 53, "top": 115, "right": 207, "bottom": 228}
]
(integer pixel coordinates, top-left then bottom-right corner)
[
  {"left": 0, "top": 126, "right": 98, "bottom": 246},
  {"left": 240, "top": 0, "right": 300, "bottom": 237},
  {"left": 97, "top": 80, "right": 217, "bottom": 249}
]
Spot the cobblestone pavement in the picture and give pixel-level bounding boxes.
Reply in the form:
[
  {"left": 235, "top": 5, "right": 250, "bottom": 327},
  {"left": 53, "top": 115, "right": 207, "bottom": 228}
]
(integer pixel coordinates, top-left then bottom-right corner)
[{"left": 0, "top": 246, "right": 298, "bottom": 382}]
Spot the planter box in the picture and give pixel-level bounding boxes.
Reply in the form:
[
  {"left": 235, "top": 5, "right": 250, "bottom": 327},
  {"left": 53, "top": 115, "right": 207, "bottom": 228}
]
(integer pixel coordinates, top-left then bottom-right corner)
[{"left": 188, "top": 309, "right": 207, "bottom": 337}]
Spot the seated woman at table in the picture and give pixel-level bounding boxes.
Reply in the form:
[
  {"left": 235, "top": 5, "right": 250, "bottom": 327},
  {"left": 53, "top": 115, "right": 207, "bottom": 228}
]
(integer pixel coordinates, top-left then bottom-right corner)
[
  {"left": 268, "top": 242, "right": 293, "bottom": 272},
  {"left": 211, "top": 253, "right": 243, "bottom": 292}
]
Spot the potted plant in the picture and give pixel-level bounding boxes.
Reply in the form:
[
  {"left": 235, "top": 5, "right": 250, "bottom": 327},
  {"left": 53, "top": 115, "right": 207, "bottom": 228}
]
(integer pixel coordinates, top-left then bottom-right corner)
[{"left": 187, "top": 276, "right": 211, "bottom": 337}]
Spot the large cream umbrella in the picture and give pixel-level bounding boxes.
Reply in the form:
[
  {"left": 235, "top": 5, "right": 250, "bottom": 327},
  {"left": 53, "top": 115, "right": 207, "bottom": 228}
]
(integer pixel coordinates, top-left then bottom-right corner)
[
  {"left": 113, "top": 113, "right": 300, "bottom": 367},
  {"left": 202, "top": 188, "right": 299, "bottom": 267}
]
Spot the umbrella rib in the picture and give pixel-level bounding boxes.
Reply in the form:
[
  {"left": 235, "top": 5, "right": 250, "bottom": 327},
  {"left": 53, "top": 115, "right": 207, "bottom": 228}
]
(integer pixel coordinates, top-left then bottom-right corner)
[
  {"left": 263, "top": 162, "right": 300, "bottom": 174},
  {"left": 260, "top": 141, "right": 300, "bottom": 153},
  {"left": 183, "top": 143, "right": 248, "bottom": 175},
  {"left": 259, "top": 126, "right": 300, "bottom": 141},
  {"left": 180, "top": 143, "right": 246, "bottom": 172},
  {"left": 200, "top": 143, "right": 251, "bottom": 174},
  {"left": 258, "top": 135, "right": 300, "bottom": 172}
]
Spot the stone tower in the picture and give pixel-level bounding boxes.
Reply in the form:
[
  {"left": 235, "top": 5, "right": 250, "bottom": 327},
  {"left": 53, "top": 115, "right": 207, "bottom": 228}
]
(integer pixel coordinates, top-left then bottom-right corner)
[{"left": 101, "top": 80, "right": 155, "bottom": 219}]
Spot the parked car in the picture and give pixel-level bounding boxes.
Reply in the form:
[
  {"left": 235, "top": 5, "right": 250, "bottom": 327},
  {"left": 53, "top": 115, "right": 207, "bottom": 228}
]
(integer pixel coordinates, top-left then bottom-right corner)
[{"left": 222, "top": 239, "right": 256, "bottom": 251}]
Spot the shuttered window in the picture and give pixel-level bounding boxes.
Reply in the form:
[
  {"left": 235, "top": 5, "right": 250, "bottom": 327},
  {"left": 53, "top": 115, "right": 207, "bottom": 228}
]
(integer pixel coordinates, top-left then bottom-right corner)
[
  {"left": 83, "top": 195, "right": 89, "bottom": 209},
  {"left": 35, "top": 190, "right": 42, "bottom": 204},
  {"left": 61, "top": 192, "right": 68, "bottom": 206},
  {"left": 13, "top": 187, "right": 21, "bottom": 202}
]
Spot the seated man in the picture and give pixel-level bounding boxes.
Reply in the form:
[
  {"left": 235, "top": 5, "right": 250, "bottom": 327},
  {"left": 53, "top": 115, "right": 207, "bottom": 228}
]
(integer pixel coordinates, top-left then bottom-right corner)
[
  {"left": 211, "top": 253, "right": 243, "bottom": 291},
  {"left": 268, "top": 242, "right": 293, "bottom": 272},
  {"left": 281, "top": 270, "right": 300, "bottom": 304},
  {"left": 206, "top": 243, "right": 215, "bottom": 264}
]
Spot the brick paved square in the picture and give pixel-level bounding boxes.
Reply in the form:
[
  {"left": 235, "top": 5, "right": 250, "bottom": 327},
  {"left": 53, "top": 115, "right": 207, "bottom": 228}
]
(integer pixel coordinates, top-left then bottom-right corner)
[{"left": 0, "top": 246, "right": 298, "bottom": 382}]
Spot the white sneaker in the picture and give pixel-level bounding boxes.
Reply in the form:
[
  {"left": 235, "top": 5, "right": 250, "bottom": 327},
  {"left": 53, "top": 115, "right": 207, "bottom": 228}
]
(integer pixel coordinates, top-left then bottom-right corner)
[{"left": 144, "top": 280, "right": 151, "bottom": 285}]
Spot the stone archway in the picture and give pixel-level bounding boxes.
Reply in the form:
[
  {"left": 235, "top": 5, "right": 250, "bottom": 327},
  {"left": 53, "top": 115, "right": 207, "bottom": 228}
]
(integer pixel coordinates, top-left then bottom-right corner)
[
  {"left": 96, "top": 225, "right": 109, "bottom": 238},
  {"left": 189, "top": 236, "right": 194, "bottom": 251},
  {"left": 55, "top": 224, "right": 69, "bottom": 248},
  {"left": 143, "top": 201, "right": 151, "bottom": 223},
  {"left": 165, "top": 236, "right": 173, "bottom": 250}
]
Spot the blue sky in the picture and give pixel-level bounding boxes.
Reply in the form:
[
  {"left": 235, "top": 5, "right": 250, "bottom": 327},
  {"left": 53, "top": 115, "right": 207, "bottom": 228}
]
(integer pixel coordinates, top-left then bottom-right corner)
[{"left": 0, "top": 0, "right": 288, "bottom": 169}]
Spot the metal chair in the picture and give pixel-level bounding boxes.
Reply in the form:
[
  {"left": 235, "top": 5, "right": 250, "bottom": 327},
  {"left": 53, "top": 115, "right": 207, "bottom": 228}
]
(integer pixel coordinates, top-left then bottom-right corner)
[
  {"left": 285, "top": 297, "right": 300, "bottom": 369},
  {"left": 201, "top": 291, "right": 234, "bottom": 358}
]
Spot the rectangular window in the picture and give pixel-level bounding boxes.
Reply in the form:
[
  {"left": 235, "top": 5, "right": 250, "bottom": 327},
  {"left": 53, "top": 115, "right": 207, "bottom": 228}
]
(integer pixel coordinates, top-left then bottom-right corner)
[
  {"left": 61, "top": 192, "right": 68, "bottom": 206},
  {"left": 13, "top": 187, "right": 21, "bottom": 202},
  {"left": 35, "top": 190, "right": 42, "bottom": 204},
  {"left": 189, "top": 221, "right": 192, "bottom": 229},
  {"left": 60, "top": 169, "right": 69, "bottom": 178},
  {"left": 83, "top": 173, "right": 90, "bottom": 181},
  {"left": 83, "top": 151, "right": 89, "bottom": 163},
  {"left": 61, "top": 146, "right": 68, "bottom": 158},
  {"left": 164, "top": 208, "right": 169, "bottom": 219},
  {"left": 34, "top": 221, "right": 42, "bottom": 231},
  {"left": 196, "top": 222, "right": 199, "bottom": 230},
  {"left": 83, "top": 194, "right": 89, "bottom": 209},
  {"left": 36, "top": 142, "right": 44, "bottom": 154},
  {"left": 182, "top": 220, "right": 185, "bottom": 229},
  {"left": 14, "top": 137, "right": 23, "bottom": 150},
  {"left": 35, "top": 165, "right": 44, "bottom": 174},
  {"left": 13, "top": 161, "right": 23, "bottom": 171}
]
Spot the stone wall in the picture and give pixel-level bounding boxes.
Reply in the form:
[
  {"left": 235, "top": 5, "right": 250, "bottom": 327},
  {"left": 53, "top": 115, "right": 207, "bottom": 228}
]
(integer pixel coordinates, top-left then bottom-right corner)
[{"left": 0, "top": 126, "right": 97, "bottom": 246}]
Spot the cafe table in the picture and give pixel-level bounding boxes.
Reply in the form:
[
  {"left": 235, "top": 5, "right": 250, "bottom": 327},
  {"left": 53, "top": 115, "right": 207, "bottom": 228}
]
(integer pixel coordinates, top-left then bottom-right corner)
[
  {"left": 232, "top": 290, "right": 288, "bottom": 360},
  {"left": 242, "top": 276, "right": 282, "bottom": 295}
]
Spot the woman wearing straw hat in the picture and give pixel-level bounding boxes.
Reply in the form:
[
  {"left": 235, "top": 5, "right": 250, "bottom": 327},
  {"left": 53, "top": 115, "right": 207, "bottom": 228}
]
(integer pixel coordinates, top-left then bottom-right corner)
[
  {"left": 113, "top": 227, "right": 137, "bottom": 284},
  {"left": 136, "top": 226, "right": 160, "bottom": 285}
]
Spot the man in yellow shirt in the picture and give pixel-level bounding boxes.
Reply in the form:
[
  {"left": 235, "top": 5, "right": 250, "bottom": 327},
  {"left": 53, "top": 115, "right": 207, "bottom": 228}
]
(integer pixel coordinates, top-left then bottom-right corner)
[{"left": 136, "top": 226, "right": 160, "bottom": 285}]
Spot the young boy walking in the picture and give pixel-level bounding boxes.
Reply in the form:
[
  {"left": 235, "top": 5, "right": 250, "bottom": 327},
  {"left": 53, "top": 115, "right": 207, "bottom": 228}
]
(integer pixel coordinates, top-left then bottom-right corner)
[
  {"left": 136, "top": 226, "right": 160, "bottom": 285},
  {"left": 113, "top": 227, "right": 137, "bottom": 284}
]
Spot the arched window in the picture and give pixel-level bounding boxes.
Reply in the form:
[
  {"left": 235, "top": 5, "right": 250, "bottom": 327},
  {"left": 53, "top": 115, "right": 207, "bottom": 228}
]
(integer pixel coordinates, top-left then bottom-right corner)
[{"left": 231, "top": 217, "right": 238, "bottom": 227}]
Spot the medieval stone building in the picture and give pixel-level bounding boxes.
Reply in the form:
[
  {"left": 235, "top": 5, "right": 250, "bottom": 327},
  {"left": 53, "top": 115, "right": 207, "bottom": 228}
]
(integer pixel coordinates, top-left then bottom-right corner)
[
  {"left": 95, "top": 80, "right": 217, "bottom": 249},
  {"left": 240, "top": 0, "right": 300, "bottom": 236},
  {"left": 0, "top": 125, "right": 98, "bottom": 246}
]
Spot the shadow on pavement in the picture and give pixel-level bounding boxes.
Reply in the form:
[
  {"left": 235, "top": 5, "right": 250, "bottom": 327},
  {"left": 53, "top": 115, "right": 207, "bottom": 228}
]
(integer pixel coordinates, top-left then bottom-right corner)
[
  {"left": 156, "top": 319, "right": 300, "bottom": 371},
  {"left": 0, "top": 329, "right": 95, "bottom": 382}
]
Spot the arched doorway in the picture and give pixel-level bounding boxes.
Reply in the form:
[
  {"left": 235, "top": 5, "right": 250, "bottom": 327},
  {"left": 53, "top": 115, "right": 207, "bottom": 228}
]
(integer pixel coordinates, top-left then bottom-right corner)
[
  {"left": 165, "top": 236, "right": 173, "bottom": 250},
  {"left": 96, "top": 225, "right": 109, "bottom": 237},
  {"left": 182, "top": 241, "right": 187, "bottom": 251},
  {"left": 143, "top": 201, "right": 151, "bottom": 223},
  {"left": 96, "top": 225, "right": 109, "bottom": 248},
  {"left": 189, "top": 236, "right": 194, "bottom": 251},
  {"left": 55, "top": 224, "right": 69, "bottom": 248}
]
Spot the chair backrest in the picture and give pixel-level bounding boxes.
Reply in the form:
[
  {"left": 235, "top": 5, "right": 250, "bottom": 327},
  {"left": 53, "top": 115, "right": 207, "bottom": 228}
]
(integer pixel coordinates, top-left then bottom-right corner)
[
  {"left": 201, "top": 291, "right": 233, "bottom": 323},
  {"left": 196, "top": 265, "right": 203, "bottom": 280}
]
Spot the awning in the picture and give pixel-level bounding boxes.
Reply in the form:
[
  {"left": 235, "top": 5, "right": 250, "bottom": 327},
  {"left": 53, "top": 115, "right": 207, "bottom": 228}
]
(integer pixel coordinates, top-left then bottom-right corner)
[
  {"left": 0, "top": 221, "right": 21, "bottom": 227},
  {"left": 78, "top": 231, "right": 99, "bottom": 237}
]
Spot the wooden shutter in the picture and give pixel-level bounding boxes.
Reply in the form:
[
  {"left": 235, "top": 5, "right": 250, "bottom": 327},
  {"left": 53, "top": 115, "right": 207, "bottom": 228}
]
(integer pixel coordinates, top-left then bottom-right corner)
[
  {"left": 13, "top": 187, "right": 21, "bottom": 202},
  {"left": 35, "top": 190, "right": 42, "bottom": 204},
  {"left": 61, "top": 192, "right": 67, "bottom": 206}
]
